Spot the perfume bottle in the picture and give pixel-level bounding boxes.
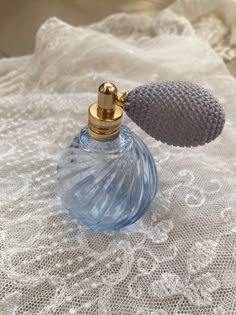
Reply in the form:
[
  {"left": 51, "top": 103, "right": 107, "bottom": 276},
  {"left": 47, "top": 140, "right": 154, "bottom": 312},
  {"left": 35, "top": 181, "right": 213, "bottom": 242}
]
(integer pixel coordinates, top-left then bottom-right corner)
[
  {"left": 57, "top": 83, "right": 157, "bottom": 231},
  {"left": 57, "top": 81, "right": 225, "bottom": 231}
]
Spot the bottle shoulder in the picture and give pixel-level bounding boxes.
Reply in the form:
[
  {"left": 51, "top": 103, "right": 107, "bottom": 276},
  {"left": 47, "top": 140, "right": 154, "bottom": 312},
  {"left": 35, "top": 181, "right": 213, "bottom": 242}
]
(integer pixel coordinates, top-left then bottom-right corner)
[
  {"left": 59, "top": 125, "right": 155, "bottom": 167},
  {"left": 72, "top": 125, "right": 134, "bottom": 156}
]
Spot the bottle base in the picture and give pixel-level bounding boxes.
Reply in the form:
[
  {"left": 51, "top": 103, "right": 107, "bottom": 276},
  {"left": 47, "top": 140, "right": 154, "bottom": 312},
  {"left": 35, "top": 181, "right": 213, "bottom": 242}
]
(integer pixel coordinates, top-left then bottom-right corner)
[{"left": 68, "top": 197, "right": 154, "bottom": 232}]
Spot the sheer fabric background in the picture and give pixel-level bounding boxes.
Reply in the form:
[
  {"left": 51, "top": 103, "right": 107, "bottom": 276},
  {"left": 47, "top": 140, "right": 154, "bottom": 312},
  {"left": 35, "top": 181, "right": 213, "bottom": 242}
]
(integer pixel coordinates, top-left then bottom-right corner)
[{"left": 0, "top": 0, "right": 236, "bottom": 314}]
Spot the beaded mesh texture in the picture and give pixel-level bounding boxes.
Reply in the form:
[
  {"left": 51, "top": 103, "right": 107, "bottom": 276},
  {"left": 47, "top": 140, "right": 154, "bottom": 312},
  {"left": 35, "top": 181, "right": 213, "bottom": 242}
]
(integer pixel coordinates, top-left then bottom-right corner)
[
  {"left": 0, "top": 0, "right": 236, "bottom": 314},
  {"left": 125, "top": 81, "right": 225, "bottom": 147}
]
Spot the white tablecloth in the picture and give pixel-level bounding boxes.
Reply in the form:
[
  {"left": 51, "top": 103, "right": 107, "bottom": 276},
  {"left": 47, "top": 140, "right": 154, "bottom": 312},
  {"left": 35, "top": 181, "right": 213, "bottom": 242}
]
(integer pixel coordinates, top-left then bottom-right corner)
[{"left": 0, "top": 0, "right": 236, "bottom": 314}]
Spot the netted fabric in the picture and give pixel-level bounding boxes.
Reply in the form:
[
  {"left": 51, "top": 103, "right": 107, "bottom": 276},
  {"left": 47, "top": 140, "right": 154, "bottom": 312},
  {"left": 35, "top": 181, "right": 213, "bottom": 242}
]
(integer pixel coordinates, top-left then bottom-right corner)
[{"left": 0, "top": 0, "right": 236, "bottom": 314}]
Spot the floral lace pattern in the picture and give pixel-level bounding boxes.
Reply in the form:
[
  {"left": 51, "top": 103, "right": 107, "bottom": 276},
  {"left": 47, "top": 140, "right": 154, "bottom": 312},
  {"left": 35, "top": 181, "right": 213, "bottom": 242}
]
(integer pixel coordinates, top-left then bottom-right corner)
[{"left": 0, "top": 0, "right": 236, "bottom": 314}]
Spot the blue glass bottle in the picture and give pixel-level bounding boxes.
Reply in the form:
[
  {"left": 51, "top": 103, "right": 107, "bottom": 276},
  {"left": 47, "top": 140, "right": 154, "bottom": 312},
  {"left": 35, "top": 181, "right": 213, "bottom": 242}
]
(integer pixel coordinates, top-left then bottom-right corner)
[{"left": 57, "top": 83, "right": 158, "bottom": 231}]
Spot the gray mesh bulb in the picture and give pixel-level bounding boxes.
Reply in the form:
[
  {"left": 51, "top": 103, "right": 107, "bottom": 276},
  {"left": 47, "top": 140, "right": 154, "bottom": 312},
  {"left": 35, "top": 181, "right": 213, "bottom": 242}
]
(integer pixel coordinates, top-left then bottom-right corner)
[{"left": 124, "top": 81, "right": 225, "bottom": 147}]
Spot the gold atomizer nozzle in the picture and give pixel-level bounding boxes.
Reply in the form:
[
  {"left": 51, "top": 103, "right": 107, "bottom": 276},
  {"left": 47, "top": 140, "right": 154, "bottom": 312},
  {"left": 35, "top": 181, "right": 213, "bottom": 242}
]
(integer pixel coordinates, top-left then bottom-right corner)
[{"left": 88, "top": 82, "right": 128, "bottom": 141}]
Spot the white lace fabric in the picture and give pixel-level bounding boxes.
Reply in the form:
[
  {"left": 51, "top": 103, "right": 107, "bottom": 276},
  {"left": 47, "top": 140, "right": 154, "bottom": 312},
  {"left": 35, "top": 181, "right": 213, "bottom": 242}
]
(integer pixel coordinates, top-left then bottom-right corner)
[{"left": 0, "top": 0, "right": 236, "bottom": 314}]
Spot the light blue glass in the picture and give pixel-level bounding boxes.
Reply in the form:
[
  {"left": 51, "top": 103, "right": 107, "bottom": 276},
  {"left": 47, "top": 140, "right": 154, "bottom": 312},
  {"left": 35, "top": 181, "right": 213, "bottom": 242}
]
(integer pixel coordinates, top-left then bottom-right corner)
[{"left": 57, "top": 125, "right": 157, "bottom": 231}]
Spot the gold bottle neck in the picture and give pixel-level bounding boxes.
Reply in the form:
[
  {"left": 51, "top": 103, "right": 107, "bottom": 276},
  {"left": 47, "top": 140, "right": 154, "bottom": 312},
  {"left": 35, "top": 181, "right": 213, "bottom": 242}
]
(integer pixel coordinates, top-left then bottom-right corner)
[{"left": 88, "top": 82, "right": 128, "bottom": 141}]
